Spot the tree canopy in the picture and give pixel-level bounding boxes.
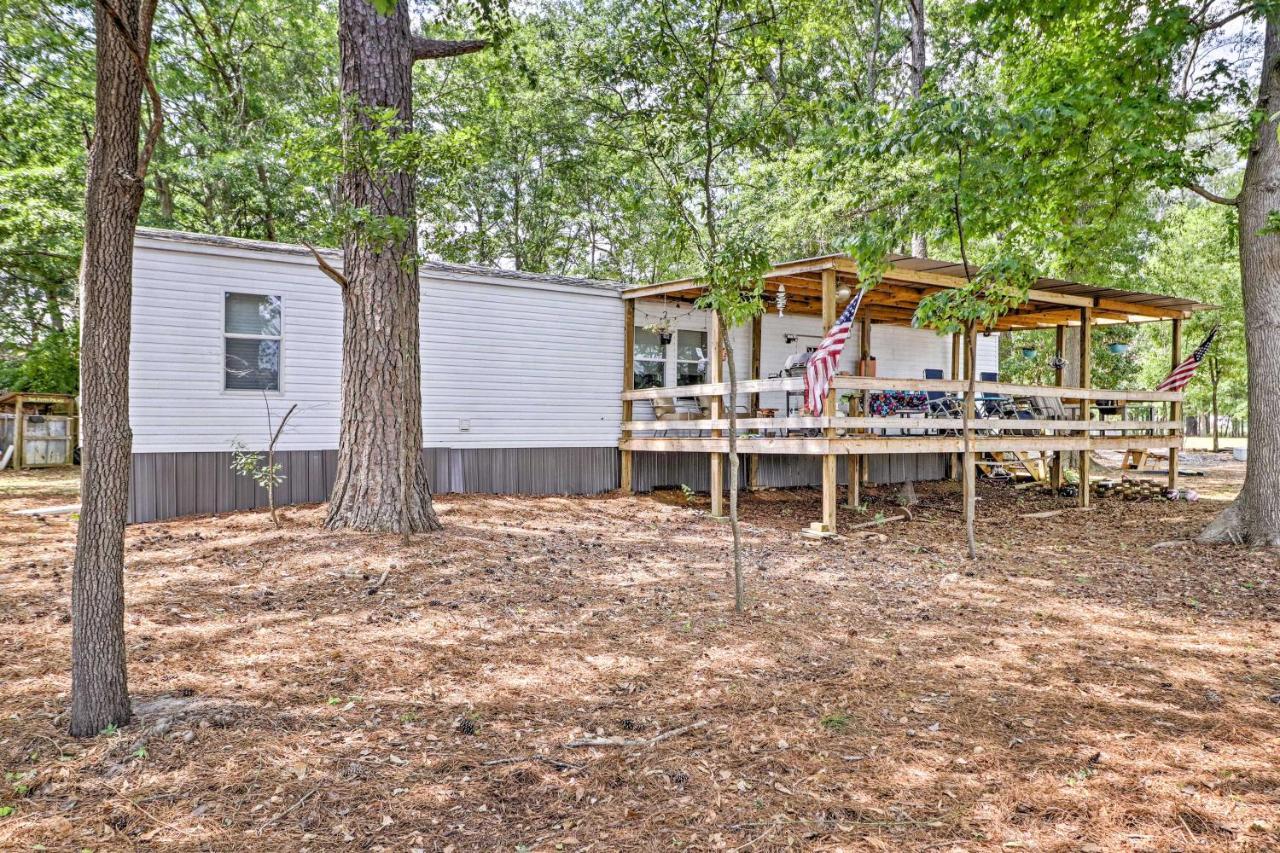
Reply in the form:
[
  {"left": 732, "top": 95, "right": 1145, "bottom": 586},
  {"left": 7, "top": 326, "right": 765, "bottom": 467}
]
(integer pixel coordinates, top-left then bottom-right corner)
[{"left": 0, "top": 0, "right": 1263, "bottom": 424}]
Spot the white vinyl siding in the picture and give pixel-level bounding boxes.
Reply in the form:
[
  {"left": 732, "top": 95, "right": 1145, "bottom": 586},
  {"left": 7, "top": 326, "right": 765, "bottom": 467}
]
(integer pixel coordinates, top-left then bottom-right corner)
[
  {"left": 130, "top": 233, "right": 622, "bottom": 453},
  {"left": 128, "top": 231, "right": 995, "bottom": 453}
]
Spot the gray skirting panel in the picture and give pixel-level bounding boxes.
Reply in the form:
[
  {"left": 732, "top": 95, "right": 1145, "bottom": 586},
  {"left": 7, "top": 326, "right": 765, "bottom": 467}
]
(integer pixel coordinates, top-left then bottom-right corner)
[
  {"left": 127, "top": 446, "right": 943, "bottom": 523},
  {"left": 128, "top": 446, "right": 619, "bottom": 523},
  {"left": 633, "top": 451, "right": 946, "bottom": 493}
]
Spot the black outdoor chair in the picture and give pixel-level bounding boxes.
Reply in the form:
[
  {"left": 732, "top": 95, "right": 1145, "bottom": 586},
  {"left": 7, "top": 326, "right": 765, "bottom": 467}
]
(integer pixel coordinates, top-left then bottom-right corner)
[{"left": 922, "top": 368, "right": 962, "bottom": 433}]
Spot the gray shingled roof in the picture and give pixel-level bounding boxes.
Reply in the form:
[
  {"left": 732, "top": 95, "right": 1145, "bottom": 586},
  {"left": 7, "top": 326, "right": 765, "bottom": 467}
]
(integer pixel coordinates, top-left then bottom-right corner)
[{"left": 135, "top": 228, "right": 627, "bottom": 293}]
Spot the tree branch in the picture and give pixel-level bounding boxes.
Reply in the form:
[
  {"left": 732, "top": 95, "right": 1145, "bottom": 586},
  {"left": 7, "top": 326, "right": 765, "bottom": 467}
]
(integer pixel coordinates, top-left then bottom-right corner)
[
  {"left": 409, "top": 37, "right": 487, "bottom": 62},
  {"left": 302, "top": 242, "right": 349, "bottom": 289},
  {"left": 1185, "top": 182, "right": 1239, "bottom": 206}
]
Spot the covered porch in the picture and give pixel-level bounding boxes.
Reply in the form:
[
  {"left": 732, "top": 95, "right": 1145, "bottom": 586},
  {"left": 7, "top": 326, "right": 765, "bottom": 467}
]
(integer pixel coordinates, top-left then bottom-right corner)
[{"left": 618, "top": 254, "right": 1214, "bottom": 536}]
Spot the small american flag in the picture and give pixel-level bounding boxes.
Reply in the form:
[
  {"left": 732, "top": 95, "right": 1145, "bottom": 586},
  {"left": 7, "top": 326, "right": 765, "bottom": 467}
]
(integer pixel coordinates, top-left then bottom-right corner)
[
  {"left": 804, "top": 289, "right": 865, "bottom": 414},
  {"left": 1156, "top": 326, "right": 1218, "bottom": 393}
]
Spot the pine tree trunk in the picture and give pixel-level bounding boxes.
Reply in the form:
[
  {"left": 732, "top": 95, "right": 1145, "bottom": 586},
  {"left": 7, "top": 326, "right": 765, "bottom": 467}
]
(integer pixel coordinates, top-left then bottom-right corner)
[
  {"left": 70, "top": 0, "right": 151, "bottom": 737},
  {"left": 908, "top": 0, "right": 927, "bottom": 259},
  {"left": 324, "top": 0, "right": 482, "bottom": 534},
  {"left": 1199, "top": 15, "right": 1280, "bottom": 545}
]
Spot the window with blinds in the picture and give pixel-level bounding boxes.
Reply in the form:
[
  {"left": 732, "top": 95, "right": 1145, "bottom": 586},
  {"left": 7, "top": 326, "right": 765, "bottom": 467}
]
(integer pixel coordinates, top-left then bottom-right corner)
[{"left": 224, "top": 293, "right": 282, "bottom": 391}]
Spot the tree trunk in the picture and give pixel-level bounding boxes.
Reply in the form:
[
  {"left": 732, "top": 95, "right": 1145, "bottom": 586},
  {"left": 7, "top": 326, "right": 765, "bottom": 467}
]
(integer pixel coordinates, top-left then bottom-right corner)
[
  {"left": 71, "top": 0, "right": 154, "bottom": 737},
  {"left": 719, "top": 314, "right": 746, "bottom": 613},
  {"left": 324, "top": 0, "right": 483, "bottom": 534},
  {"left": 963, "top": 320, "right": 977, "bottom": 559},
  {"left": 1199, "top": 15, "right": 1280, "bottom": 545},
  {"left": 907, "top": 0, "right": 927, "bottom": 259}
]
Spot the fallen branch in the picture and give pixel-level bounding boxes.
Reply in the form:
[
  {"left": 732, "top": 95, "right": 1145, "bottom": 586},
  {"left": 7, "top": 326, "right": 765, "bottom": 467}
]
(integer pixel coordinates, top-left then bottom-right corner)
[
  {"left": 12, "top": 503, "right": 80, "bottom": 517},
  {"left": 258, "top": 787, "right": 317, "bottom": 832},
  {"left": 1019, "top": 507, "right": 1095, "bottom": 519},
  {"left": 565, "top": 719, "right": 708, "bottom": 748},
  {"left": 481, "top": 754, "right": 582, "bottom": 771},
  {"left": 846, "top": 506, "right": 913, "bottom": 532},
  {"left": 366, "top": 567, "right": 392, "bottom": 595}
]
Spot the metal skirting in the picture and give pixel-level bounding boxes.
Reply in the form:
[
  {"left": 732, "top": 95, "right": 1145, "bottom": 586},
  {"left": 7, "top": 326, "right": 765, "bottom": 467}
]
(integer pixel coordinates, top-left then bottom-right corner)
[
  {"left": 126, "top": 446, "right": 940, "bottom": 522},
  {"left": 127, "top": 446, "right": 619, "bottom": 523},
  {"left": 633, "top": 451, "right": 946, "bottom": 493}
]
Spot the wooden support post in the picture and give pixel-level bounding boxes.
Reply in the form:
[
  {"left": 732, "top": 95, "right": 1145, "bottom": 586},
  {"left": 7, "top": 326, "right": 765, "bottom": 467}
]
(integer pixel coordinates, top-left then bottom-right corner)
[
  {"left": 1078, "top": 308, "right": 1092, "bottom": 508},
  {"left": 620, "top": 300, "right": 635, "bottom": 493},
  {"left": 859, "top": 317, "right": 872, "bottom": 486},
  {"left": 1168, "top": 318, "right": 1182, "bottom": 493},
  {"left": 820, "top": 269, "right": 838, "bottom": 534},
  {"left": 1050, "top": 325, "right": 1065, "bottom": 490},
  {"left": 12, "top": 394, "right": 23, "bottom": 470},
  {"left": 708, "top": 309, "right": 725, "bottom": 519},
  {"left": 747, "top": 312, "right": 762, "bottom": 490},
  {"left": 69, "top": 395, "right": 78, "bottom": 467},
  {"left": 949, "top": 332, "right": 962, "bottom": 479},
  {"left": 845, "top": 455, "right": 860, "bottom": 508}
]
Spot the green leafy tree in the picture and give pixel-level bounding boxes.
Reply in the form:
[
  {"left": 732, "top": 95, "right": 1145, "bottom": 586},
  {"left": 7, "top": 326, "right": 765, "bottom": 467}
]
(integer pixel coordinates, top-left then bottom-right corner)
[
  {"left": 1137, "top": 201, "right": 1247, "bottom": 449},
  {"left": 576, "top": 0, "right": 783, "bottom": 611}
]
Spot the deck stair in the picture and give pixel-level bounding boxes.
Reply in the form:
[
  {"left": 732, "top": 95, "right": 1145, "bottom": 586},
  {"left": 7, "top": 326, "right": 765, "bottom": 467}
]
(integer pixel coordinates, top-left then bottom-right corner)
[{"left": 977, "top": 450, "right": 1048, "bottom": 483}]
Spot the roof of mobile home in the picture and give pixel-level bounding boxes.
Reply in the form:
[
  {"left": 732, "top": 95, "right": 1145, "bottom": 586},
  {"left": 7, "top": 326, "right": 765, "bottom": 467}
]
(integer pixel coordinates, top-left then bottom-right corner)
[{"left": 135, "top": 228, "right": 627, "bottom": 294}]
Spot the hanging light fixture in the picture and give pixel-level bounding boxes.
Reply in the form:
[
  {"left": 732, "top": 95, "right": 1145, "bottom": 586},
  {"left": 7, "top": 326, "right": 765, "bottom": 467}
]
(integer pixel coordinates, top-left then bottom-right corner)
[{"left": 836, "top": 282, "right": 852, "bottom": 300}]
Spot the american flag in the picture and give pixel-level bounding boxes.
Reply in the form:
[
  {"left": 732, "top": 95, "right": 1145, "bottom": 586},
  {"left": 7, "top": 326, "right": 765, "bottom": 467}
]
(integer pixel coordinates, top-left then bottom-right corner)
[
  {"left": 1156, "top": 326, "right": 1218, "bottom": 393},
  {"left": 804, "top": 288, "right": 865, "bottom": 415}
]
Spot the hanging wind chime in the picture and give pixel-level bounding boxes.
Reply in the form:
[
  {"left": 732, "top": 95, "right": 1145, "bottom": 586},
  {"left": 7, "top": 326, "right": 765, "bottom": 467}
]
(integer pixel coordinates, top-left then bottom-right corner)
[{"left": 775, "top": 283, "right": 787, "bottom": 317}]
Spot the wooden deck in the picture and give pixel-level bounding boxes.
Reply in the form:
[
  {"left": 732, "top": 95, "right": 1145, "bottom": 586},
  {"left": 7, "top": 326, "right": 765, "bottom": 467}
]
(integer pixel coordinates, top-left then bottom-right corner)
[{"left": 619, "top": 376, "right": 1184, "bottom": 535}]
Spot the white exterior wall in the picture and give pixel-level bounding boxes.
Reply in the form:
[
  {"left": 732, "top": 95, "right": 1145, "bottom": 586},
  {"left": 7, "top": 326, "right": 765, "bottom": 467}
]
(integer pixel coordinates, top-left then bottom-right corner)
[
  {"left": 129, "top": 232, "right": 998, "bottom": 454},
  {"left": 130, "top": 234, "right": 623, "bottom": 453},
  {"left": 631, "top": 301, "right": 999, "bottom": 416}
]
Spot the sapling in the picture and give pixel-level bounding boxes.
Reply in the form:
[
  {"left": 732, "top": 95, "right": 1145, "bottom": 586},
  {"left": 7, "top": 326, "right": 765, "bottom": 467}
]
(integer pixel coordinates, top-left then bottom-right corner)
[{"left": 230, "top": 402, "right": 297, "bottom": 528}]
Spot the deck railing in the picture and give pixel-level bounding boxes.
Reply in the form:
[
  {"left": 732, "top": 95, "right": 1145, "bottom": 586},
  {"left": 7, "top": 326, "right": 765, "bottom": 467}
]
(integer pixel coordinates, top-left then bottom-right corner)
[{"left": 620, "top": 376, "right": 1183, "bottom": 453}]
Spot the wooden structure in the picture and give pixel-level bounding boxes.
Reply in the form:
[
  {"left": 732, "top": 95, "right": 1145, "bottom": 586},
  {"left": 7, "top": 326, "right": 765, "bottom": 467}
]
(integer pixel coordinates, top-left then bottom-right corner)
[
  {"left": 618, "top": 253, "right": 1214, "bottom": 535},
  {"left": 0, "top": 392, "right": 78, "bottom": 469}
]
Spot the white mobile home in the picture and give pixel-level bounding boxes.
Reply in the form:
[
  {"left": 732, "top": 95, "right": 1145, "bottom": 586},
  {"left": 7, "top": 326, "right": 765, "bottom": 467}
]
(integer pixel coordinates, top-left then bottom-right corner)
[{"left": 127, "top": 229, "right": 1001, "bottom": 521}]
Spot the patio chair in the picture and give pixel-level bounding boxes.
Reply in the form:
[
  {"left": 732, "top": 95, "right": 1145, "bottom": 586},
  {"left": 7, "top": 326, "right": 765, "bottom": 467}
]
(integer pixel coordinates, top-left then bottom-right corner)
[
  {"left": 977, "top": 371, "right": 1016, "bottom": 418},
  {"left": 922, "top": 368, "right": 962, "bottom": 434},
  {"left": 651, "top": 398, "right": 702, "bottom": 436}
]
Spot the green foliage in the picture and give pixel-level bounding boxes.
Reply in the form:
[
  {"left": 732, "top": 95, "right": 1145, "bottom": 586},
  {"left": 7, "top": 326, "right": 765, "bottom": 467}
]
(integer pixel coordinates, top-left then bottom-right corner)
[
  {"left": 1136, "top": 200, "right": 1246, "bottom": 419},
  {"left": 230, "top": 440, "right": 285, "bottom": 492},
  {"left": 0, "top": 326, "right": 78, "bottom": 393}
]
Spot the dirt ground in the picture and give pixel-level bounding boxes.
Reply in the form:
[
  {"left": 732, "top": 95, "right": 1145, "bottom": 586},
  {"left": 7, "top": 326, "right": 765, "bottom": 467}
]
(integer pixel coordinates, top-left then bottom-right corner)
[{"left": 1, "top": 455, "right": 1277, "bottom": 852}]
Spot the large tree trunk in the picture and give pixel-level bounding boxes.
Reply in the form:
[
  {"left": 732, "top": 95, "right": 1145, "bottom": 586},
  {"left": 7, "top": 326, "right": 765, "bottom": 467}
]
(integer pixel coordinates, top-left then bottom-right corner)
[
  {"left": 907, "top": 0, "right": 927, "bottom": 258},
  {"left": 71, "top": 0, "right": 155, "bottom": 737},
  {"left": 1199, "top": 15, "right": 1280, "bottom": 545},
  {"left": 324, "top": 0, "right": 482, "bottom": 533}
]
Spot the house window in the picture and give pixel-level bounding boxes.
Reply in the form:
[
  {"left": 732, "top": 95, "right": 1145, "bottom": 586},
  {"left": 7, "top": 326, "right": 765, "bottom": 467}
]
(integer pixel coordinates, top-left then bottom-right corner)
[
  {"left": 224, "top": 293, "right": 282, "bottom": 391},
  {"left": 633, "top": 327, "right": 666, "bottom": 389},
  {"left": 676, "top": 330, "right": 708, "bottom": 386}
]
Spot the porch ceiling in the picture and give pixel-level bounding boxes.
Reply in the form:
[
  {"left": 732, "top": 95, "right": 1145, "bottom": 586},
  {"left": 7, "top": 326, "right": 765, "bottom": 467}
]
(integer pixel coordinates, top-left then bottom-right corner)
[{"left": 622, "top": 253, "right": 1218, "bottom": 331}]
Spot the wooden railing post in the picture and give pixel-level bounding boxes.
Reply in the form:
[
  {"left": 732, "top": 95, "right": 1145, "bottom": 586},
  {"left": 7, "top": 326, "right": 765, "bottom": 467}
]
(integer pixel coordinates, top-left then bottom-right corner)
[
  {"left": 748, "top": 312, "right": 762, "bottom": 490},
  {"left": 12, "top": 394, "right": 23, "bottom": 471},
  {"left": 1169, "top": 318, "right": 1182, "bottom": 492},
  {"left": 1078, "top": 308, "right": 1092, "bottom": 508},
  {"left": 1050, "top": 324, "right": 1065, "bottom": 490},
  {"left": 708, "top": 309, "right": 725, "bottom": 519},
  {"left": 819, "top": 269, "right": 838, "bottom": 534},
  {"left": 620, "top": 300, "right": 635, "bottom": 493}
]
